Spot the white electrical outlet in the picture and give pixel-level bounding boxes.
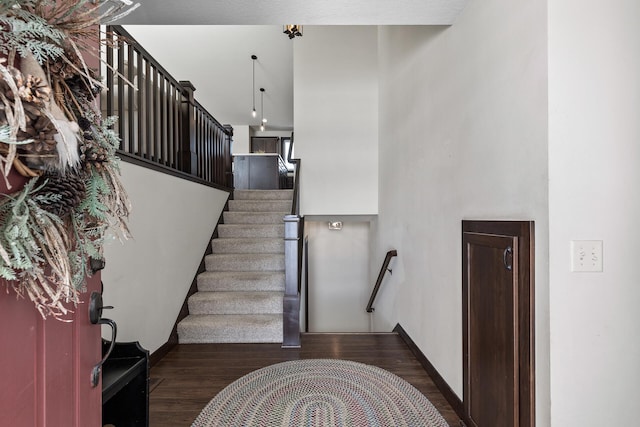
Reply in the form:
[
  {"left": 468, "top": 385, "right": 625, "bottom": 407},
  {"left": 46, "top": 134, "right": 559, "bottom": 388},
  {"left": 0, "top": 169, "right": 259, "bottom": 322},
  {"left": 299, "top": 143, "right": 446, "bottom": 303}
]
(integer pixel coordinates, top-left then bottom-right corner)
[{"left": 570, "top": 240, "right": 603, "bottom": 272}]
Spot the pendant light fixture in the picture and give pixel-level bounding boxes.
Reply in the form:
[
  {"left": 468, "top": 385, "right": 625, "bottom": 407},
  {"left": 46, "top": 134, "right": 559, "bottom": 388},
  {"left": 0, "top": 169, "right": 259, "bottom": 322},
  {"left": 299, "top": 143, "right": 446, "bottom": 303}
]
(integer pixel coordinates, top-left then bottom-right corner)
[
  {"left": 260, "top": 87, "right": 266, "bottom": 132},
  {"left": 251, "top": 55, "right": 257, "bottom": 118}
]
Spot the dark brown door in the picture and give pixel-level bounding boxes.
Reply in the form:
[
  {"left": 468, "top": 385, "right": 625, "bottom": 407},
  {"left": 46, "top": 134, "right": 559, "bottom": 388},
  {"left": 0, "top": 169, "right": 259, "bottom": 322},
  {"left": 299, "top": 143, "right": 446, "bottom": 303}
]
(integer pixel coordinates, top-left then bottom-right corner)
[{"left": 462, "top": 221, "right": 534, "bottom": 427}]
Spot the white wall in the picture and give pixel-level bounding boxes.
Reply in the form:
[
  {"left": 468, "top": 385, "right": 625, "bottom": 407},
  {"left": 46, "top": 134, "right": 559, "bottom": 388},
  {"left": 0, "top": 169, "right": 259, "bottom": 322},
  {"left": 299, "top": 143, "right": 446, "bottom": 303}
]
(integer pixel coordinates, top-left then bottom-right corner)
[
  {"left": 548, "top": 1, "right": 640, "bottom": 425},
  {"left": 294, "top": 26, "right": 379, "bottom": 215},
  {"left": 102, "top": 163, "right": 229, "bottom": 353},
  {"left": 305, "top": 219, "right": 372, "bottom": 332},
  {"left": 373, "top": 0, "right": 549, "bottom": 424},
  {"left": 122, "top": 25, "right": 294, "bottom": 130},
  {"left": 231, "top": 124, "right": 250, "bottom": 154}
]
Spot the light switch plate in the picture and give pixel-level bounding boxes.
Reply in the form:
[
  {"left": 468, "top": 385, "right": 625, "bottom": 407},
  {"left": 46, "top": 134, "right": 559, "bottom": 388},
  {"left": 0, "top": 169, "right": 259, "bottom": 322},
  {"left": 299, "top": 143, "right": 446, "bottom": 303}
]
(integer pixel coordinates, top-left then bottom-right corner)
[{"left": 571, "top": 240, "right": 603, "bottom": 272}]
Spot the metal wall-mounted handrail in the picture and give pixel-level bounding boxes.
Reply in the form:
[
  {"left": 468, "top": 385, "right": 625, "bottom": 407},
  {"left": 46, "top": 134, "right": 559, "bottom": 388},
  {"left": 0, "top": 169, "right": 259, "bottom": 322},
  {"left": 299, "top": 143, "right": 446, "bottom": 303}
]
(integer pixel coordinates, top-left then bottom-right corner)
[{"left": 366, "top": 250, "right": 398, "bottom": 313}]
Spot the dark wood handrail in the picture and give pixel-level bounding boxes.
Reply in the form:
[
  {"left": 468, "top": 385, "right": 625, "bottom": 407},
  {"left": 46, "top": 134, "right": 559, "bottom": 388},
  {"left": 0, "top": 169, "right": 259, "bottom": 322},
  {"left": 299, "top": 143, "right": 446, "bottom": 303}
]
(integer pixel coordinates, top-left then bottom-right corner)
[{"left": 366, "top": 250, "right": 398, "bottom": 313}]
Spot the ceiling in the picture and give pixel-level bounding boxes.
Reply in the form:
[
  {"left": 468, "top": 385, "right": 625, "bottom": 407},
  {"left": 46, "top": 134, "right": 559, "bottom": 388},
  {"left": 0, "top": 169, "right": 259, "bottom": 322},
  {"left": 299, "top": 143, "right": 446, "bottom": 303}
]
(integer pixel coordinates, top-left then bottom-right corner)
[
  {"left": 115, "top": 1, "right": 467, "bottom": 133},
  {"left": 114, "top": 1, "right": 468, "bottom": 25}
]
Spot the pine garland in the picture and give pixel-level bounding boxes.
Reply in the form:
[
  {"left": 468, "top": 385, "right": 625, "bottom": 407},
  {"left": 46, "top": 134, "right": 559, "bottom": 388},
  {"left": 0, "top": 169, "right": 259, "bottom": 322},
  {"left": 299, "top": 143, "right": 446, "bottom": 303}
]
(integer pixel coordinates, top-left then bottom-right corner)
[
  {"left": 0, "top": 8, "right": 66, "bottom": 63},
  {"left": 0, "top": 0, "right": 138, "bottom": 319}
]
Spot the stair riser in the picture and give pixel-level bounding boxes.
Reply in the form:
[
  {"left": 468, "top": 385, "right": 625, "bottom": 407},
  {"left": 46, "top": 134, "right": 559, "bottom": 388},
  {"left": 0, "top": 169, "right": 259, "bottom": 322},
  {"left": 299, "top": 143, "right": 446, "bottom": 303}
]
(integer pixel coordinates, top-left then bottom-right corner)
[
  {"left": 223, "top": 212, "right": 288, "bottom": 224},
  {"left": 188, "top": 295, "right": 283, "bottom": 315},
  {"left": 205, "top": 255, "right": 284, "bottom": 272},
  {"left": 177, "top": 315, "right": 283, "bottom": 344},
  {"left": 211, "top": 239, "right": 284, "bottom": 254},
  {"left": 218, "top": 225, "right": 284, "bottom": 238},
  {"left": 197, "top": 273, "right": 285, "bottom": 292},
  {"left": 234, "top": 190, "right": 293, "bottom": 201},
  {"left": 228, "top": 200, "right": 292, "bottom": 212}
]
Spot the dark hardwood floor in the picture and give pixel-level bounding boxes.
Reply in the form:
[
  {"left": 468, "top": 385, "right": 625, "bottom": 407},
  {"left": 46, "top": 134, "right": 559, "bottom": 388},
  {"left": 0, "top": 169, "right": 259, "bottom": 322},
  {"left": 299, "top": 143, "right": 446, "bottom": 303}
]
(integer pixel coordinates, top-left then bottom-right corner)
[{"left": 149, "top": 333, "right": 460, "bottom": 426}]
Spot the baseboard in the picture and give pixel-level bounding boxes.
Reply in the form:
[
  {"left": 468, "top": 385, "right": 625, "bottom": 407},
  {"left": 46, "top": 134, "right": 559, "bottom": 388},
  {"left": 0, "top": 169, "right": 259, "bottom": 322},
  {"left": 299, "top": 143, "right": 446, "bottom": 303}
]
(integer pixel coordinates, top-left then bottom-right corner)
[
  {"left": 149, "top": 341, "right": 176, "bottom": 367},
  {"left": 393, "top": 323, "right": 465, "bottom": 421}
]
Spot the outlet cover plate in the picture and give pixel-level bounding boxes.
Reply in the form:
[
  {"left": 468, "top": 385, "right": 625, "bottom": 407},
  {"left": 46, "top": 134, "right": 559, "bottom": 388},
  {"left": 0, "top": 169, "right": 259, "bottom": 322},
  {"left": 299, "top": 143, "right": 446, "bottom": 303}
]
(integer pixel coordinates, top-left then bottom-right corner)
[{"left": 571, "top": 240, "right": 603, "bottom": 272}]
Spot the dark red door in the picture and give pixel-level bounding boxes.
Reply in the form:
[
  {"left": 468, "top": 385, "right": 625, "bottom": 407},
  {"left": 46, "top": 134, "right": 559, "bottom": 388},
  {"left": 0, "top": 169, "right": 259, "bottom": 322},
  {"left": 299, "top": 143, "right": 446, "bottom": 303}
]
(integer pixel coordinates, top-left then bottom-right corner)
[{"left": 0, "top": 174, "right": 102, "bottom": 427}]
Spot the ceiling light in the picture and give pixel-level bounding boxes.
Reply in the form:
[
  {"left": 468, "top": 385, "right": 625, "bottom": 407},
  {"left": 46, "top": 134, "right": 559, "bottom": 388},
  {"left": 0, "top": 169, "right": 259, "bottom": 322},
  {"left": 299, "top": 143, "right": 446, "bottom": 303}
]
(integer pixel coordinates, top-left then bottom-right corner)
[{"left": 283, "top": 25, "right": 303, "bottom": 39}]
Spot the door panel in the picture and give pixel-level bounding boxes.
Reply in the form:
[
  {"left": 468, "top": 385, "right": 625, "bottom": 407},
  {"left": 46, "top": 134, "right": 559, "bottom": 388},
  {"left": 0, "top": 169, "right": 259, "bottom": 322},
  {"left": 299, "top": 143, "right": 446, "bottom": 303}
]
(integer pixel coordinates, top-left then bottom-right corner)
[
  {"left": 462, "top": 221, "right": 534, "bottom": 427},
  {"left": 0, "top": 172, "right": 102, "bottom": 427},
  {"left": 465, "top": 233, "right": 518, "bottom": 427},
  {"left": 0, "top": 275, "right": 102, "bottom": 427}
]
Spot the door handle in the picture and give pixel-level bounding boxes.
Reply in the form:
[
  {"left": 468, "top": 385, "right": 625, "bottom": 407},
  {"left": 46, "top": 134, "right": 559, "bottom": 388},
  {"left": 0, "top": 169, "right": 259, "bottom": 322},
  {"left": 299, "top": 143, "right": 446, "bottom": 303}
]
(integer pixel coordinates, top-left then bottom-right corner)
[
  {"left": 503, "top": 246, "right": 513, "bottom": 271},
  {"left": 89, "top": 290, "right": 117, "bottom": 387}
]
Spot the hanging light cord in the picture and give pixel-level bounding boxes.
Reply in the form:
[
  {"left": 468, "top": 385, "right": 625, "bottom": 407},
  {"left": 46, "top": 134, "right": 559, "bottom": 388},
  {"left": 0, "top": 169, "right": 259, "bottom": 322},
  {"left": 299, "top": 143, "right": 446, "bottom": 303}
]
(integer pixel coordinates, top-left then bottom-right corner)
[
  {"left": 251, "top": 55, "right": 257, "bottom": 117},
  {"left": 260, "top": 87, "right": 265, "bottom": 131}
]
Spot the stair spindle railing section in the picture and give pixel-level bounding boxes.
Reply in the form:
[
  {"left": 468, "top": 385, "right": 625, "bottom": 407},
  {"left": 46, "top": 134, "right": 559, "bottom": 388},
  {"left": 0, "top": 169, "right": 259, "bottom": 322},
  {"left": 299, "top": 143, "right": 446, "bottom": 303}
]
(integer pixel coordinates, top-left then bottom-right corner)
[
  {"left": 102, "top": 26, "right": 233, "bottom": 189},
  {"left": 283, "top": 133, "right": 303, "bottom": 348},
  {"left": 366, "top": 250, "right": 398, "bottom": 313}
]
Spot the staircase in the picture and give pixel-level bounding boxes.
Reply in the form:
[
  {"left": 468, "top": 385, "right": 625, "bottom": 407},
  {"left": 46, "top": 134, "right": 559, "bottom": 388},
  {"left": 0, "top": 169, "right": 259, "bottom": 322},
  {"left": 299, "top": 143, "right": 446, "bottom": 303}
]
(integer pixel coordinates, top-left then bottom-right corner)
[{"left": 177, "top": 189, "right": 292, "bottom": 343}]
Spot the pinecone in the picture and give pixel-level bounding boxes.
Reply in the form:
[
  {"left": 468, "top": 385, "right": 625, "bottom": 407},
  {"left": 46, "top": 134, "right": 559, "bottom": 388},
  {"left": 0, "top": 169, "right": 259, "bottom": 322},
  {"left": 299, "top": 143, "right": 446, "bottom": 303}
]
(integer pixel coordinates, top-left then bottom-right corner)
[
  {"left": 0, "top": 65, "right": 57, "bottom": 169},
  {"left": 18, "top": 75, "right": 51, "bottom": 105},
  {"left": 77, "top": 116, "right": 92, "bottom": 132},
  {"left": 48, "top": 57, "right": 77, "bottom": 81},
  {"left": 34, "top": 171, "right": 87, "bottom": 218},
  {"left": 65, "top": 73, "right": 101, "bottom": 98},
  {"left": 0, "top": 66, "right": 51, "bottom": 105},
  {"left": 79, "top": 119, "right": 109, "bottom": 171},
  {"left": 16, "top": 106, "right": 59, "bottom": 170},
  {"left": 82, "top": 145, "right": 109, "bottom": 171}
]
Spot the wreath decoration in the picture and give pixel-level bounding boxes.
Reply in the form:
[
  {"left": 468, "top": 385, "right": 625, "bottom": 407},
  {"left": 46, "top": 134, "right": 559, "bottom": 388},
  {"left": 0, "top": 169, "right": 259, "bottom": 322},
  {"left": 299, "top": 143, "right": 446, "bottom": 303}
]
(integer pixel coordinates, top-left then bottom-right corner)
[{"left": 0, "top": 0, "right": 139, "bottom": 319}]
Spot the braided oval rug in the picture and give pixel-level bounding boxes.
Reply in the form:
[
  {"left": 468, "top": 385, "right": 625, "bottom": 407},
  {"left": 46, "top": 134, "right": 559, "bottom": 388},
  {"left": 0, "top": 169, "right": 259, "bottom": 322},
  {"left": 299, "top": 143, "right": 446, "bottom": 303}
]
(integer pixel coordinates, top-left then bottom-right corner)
[{"left": 191, "top": 359, "right": 449, "bottom": 427}]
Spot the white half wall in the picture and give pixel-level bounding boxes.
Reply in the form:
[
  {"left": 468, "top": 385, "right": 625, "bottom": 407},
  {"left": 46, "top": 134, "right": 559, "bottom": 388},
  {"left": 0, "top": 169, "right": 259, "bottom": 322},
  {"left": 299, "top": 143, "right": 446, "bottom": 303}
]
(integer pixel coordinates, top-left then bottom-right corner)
[
  {"left": 294, "top": 26, "right": 379, "bottom": 215},
  {"left": 102, "top": 162, "right": 229, "bottom": 353},
  {"left": 305, "top": 219, "right": 372, "bottom": 332},
  {"left": 373, "top": 0, "right": 549, "bottom": 423},
  {"left": 548, "top": 0, "right": 640, "bottom": 425}
]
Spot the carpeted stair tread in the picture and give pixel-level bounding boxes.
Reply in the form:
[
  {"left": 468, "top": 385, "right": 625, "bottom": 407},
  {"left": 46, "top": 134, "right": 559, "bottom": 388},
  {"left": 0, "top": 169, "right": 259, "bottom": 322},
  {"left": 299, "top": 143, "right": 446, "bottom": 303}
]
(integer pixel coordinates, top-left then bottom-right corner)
[
  {"left": 218, "top": 224, "right": 284, "bottom": 238},
  {"left": 205, "top": 253, "right": 284, "bottom": 272},
  {"left": 188, "top": 291, "right": 284, "bottom": 315},
  {"left": 234, "top": 189, "right": 293, "bottom": 200},
  {"left": 228, "top": 199, "right": 292, "bottom": 212},
  {"left": 211, "top": 238, "right": 284, "bottom": 254},
  {"left": 178, "top": 314, "right": 283, "bottom": 344},
  {"left": 178, "top": 189, "right": 292, "bottom": 345},
  {"left": 197, "top": 271, "right": 285, "bottom": 292},
  {"left": 223, "top": 211, "right": 289, "bottom": 224}
]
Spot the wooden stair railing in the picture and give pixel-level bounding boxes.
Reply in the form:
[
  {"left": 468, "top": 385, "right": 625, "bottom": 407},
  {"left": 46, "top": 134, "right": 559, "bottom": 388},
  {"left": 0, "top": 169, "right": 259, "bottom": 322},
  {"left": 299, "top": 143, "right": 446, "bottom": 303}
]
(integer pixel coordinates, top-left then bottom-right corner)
[{"left": 103, "top": 25, "right": 233, "bottom": 190}]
